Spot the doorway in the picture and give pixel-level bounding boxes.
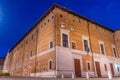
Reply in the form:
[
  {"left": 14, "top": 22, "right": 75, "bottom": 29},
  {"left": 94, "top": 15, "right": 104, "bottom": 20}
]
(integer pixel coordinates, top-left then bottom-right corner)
[
  {"left": 95, "top": 61, "right": 101, "bottom": 77},
  {"left": 74, "top": 59, "right": 81, "bottom": 77}
]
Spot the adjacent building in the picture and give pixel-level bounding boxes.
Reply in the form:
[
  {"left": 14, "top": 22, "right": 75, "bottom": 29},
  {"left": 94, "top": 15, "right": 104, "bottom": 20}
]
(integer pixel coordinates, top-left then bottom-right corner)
[
  {"left": 0, "top": 57, "right": 4, "bottom": 72},
  {"left": 3, "top": 4, "right": 120, "bottom": 78}
]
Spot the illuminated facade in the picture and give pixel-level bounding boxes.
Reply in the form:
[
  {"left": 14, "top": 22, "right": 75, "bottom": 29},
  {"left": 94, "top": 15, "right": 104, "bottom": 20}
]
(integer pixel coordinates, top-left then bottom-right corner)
[{"left": 3, "top": 4, "right": 120, "bottom": 77}]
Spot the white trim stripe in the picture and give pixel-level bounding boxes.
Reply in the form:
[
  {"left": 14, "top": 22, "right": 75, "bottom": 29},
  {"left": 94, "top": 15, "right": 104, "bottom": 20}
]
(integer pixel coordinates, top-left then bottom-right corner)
[{"left": 30, "top": 48, "right": 55, "bottom": 59}]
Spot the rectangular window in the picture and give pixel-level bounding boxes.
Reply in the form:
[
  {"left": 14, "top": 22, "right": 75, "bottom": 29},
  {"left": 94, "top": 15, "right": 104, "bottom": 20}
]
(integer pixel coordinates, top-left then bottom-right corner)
[
  {"left": 30, "top": 51, "right": 32, "bottom": 57},
  {"left": 50, "top": 41, "right": 53, "bottom": 48},
  {"left": 100, "top": 44, "right": 105, "bottom": 55},
  {"left": 49, "top": 60, "right": 52, "bottom": 70},
  {"left": 113, "top": 48, "right": 117, "bottom": 57},
  {"left": 104, "top": 64, "right": 107, "bottom": 71},
  {"left": 84, "top": 40, "right": 89, "bottom": 51},
  {"left": 87, "top": 62, "right": 91, "bottom": 71},
  {"left": 61, "top": 23, "right": 65, "bottom": 28},
  {"left": 62, "top": 34, "right": 68, "bottom": 47},
  {"left": 117, "top": 66, "right": 119, "bottom": 72},
  {"left": 72, "top": 42, "right": 76, "bottom": 49}
]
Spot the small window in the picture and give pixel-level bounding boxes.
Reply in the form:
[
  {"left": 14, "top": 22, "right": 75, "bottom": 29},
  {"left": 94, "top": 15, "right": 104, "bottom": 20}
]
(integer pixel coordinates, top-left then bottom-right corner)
[
  {"left": 30, "top": 51, "right": 32, "bottom": 57},
  {"left": 70, "top": 26, "right": 74, "bottom": 30},
  {"left": 41, "top": 25, "right": 43, "bottom": 28},
  {"left": 21, "top": 44, "right": 23, "bottom": 47},
  {"left": 79, "top": 19, "right": 81, "bottom": 22},
  {"left": 61, "top": 23, "right": 65, "bottom": 28},
  {"left": 48, "top": 19, "right": 49, "bottom": 22},
  {"left": 44, "top": 23, "right": 46, "bottom": 25},
  {"left": 49, "top": 60, "right": 52, "bottom": 70},
  {"left": 72, "top": 42, "right": 76, "bottom": 49},
  {"left": 87, "top": 62, "right": 91, "bottom": 71},
  {"left": 32, "top": 35, "right": 34, "bottom": 40},
  {"left": 60, "top": 14, "right": 63, "bottom": 17},
  {"left": 83, "top": 39, "right": 89, "bottom": 52},
  {"left": 51, "top": 16, "right": 54, "bottom": 19},
  {"left": 113, "top": 47, "right": 117, "bottom": 57},
  {"left": 100, "top": 44, "right": 105, "bottom": 55},
  {"left": 104, "top": 64, "right": 107, "bottom": 71},
  {"left": 50, "top": 41, "right": 53, "bottom": 48},
  {"left": 62, "top": 33, "right": 68, "bottom": 47},
  {"left": 26, "top": 40, "right": 28, "bottom": 44}
]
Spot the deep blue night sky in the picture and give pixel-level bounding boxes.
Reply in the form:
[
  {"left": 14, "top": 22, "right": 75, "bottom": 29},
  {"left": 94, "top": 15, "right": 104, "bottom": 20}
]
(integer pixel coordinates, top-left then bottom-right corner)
[{"left": 0, "top": 0, "right": 120, "bottom": 57}]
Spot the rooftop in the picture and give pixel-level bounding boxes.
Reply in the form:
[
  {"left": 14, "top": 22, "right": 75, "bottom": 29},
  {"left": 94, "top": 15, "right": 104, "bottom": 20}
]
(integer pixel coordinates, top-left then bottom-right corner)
[{"left": 9, "top": 3, "right": 118, "bottom": 52}]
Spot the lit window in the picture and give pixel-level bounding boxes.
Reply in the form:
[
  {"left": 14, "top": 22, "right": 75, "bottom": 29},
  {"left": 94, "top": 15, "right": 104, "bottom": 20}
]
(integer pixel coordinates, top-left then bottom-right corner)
[
  {"left": 62, "top": 34, "right": 68, "bottom": 47},
  {"left": 83, "top": 40, "right": 89, "bottom": 52},
  {"left": 72, "top": 42, "right": 76, "bottom": 49},
  {"left": 49, "top": 60, "right": 52, "bottom": 70},
  {"left": 50, "top": 41, "right": 53, "bottom": 48},
  {"left": 61, "top": 23, "right": 65, "bottom": 28},
  {"left": 113, "top": 47, "right": 117, "bottom": 57},
  {"left": 100, "top": 44, "right": 105, "bottom": 55}
]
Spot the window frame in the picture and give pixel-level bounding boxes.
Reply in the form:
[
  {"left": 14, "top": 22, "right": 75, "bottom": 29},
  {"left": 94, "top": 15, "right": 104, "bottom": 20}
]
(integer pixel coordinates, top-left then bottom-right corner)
[
  {"left": 61, "top": 22, "right": 65, "bottom": 28},
  {"left": 49, "top": 40, "right": 54, "bottom": 48},
  {"left": 48, "top": 60, "right": 53, "bottom": 71},
  {"left": 61, "top": 29, "right": 70, "bottom": 48},
  {"left": 99, "top": 41, "right": 106, "bottom": 55},
  {"left": 112, "top": 45, "right": 118, "bottom": 57},
  {"left": 82, "top": 35, "right": 90, "bottom": 52},
  {"left": 72, "top": 42, "right": 76, "bottom": 49},
  {"left": 86, "top": 61, "right": 91, "bottom": 71},
  {"left": 104, "top": 64, "right": 107, "bottom": 71},
  {"left": 62, "top": 33, "right": 68, "bottom": 48}
]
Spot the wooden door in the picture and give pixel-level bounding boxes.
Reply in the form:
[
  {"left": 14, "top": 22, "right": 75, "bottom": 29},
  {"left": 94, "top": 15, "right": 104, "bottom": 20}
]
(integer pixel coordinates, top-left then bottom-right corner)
[
  {"left": 110, "top": 63, "right": 114, "bottom": 77},
  {"left": 95, "top": 62, "right": 101, "bottom": 77},
  {"left": 74, "top": 59, "right": 81, "bottom": 77}
]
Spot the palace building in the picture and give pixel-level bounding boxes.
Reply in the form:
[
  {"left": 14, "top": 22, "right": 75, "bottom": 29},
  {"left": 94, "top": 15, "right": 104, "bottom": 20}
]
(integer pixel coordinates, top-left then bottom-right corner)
[{"left": 3, "top": 4, "right": 120, "bottom": 78}]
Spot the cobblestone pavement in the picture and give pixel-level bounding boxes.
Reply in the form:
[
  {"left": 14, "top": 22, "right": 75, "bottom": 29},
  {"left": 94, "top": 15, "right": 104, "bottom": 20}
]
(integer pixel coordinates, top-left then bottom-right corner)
[{"left": 0, "top": 77, "right": 120, "bottom": 80}]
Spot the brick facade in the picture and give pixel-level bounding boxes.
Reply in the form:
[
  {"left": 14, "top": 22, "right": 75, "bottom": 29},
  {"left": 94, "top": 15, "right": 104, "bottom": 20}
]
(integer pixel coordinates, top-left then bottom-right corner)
[{"left": 3, "top": 4, "right": 120, "bottom": 78}]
